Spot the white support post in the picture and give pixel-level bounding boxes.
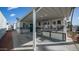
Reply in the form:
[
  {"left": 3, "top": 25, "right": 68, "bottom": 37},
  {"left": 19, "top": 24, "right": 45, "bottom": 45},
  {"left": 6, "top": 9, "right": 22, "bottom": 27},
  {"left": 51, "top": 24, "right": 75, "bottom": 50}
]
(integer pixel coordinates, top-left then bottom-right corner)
[
  {"left": 63, "top": 17, "right": 67, "bottom": 41},
  {"left": 17, "top": 21, "right": 20, "bottom": 33},
  {"left": 56, "top": 20, "right": 57, "bottom": 31},
  {"left": 33, "top": 8, "right": 37, "bottom": 51}
]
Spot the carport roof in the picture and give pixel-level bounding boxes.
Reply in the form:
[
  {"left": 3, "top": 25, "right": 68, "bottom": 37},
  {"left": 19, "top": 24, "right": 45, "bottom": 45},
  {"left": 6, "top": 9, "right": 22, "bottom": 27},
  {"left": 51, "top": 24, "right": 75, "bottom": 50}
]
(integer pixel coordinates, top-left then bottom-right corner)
[{"left": 20, "top": 7, "right": 72, "bottom": 22}]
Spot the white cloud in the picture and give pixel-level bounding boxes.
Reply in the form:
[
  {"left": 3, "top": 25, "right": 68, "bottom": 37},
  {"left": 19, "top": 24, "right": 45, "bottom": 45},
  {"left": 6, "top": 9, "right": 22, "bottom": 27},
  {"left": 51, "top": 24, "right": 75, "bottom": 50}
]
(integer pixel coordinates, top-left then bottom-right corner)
[
  {"left": 8, "top": 7, "right": 18, "bottom": 10},
  {"left": 10, "top": 14, "right": 16, "bottom": 17}
]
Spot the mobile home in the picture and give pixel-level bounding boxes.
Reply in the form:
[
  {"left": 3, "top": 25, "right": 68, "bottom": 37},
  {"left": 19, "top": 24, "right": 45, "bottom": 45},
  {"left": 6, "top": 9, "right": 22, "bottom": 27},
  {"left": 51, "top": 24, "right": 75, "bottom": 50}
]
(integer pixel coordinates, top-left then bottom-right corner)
[
  {"left": 16, "top": 8, "right": 74, "bottom": 42},
  {"left": 0, "top": 11, "right": 7, "bottom": 39},
  {"left": 19, "top": 7, "right": 72, "bottom": 41}
]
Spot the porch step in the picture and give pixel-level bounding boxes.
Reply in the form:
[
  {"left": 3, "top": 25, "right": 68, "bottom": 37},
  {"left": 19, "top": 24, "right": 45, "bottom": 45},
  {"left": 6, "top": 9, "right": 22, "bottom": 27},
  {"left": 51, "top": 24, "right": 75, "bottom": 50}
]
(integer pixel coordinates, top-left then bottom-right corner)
[{"left": 11, "top": 47, "right": 33, "bottom": 51}]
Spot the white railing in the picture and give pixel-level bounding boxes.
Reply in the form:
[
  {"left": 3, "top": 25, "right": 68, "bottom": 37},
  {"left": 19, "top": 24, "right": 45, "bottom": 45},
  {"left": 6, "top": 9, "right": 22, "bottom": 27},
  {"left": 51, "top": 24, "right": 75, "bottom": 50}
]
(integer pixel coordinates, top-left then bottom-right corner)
[{"left": 42, "top": 31, "right": 66, "bottom": 41}]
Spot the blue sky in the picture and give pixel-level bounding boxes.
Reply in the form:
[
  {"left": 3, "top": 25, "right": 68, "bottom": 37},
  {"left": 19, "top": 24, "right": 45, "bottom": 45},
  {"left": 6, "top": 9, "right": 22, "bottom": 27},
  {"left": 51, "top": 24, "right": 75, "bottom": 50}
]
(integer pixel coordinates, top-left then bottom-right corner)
[
  {"left": 0, "top": 7, "right": 79, "bottom": 26},
  {"left": 0, "top": 7, "right": 32, "bottom": 25},
  {"left": 72, "top": 7, "right": 79, "bottom": 26}
]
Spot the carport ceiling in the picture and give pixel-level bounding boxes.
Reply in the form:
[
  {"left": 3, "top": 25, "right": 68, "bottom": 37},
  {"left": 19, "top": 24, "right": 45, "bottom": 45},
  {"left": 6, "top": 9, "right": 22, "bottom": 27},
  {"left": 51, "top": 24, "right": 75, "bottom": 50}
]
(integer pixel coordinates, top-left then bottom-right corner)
[
  {"left": 21, "top": 7, "right": 72, "bottom": 22},
  {"left": 36, "top": 7, "right": 71, "bottom": 20}
]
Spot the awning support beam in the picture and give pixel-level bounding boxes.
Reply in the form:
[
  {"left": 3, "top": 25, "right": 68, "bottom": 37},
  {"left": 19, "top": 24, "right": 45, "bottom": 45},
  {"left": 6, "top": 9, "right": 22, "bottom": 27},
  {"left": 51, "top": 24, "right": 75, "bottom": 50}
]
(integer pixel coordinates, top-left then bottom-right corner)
[{"left": 36, "top": 7, "right": 43, "bottom": 13}]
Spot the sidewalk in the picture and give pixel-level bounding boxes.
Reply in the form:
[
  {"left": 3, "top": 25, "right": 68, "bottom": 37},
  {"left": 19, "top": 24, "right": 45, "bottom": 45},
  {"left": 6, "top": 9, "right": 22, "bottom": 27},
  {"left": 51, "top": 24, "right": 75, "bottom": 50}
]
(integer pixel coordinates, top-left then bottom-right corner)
[{"left": 0, "top": 31, "right": 13, "bottom": 51}]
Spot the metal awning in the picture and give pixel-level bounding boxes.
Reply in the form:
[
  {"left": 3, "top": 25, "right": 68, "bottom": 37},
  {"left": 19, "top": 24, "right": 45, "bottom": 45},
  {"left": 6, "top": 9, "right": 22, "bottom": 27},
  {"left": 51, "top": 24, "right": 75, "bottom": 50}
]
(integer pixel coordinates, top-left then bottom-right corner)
[{"left": 21, "top": 7, "right": 72, "bottom": 22}]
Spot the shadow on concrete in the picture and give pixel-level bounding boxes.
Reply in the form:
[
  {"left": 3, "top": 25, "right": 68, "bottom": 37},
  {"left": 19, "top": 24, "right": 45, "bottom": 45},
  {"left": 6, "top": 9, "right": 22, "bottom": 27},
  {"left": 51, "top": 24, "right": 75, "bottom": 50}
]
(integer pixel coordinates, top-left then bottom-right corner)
[{"left": 37, "top": 41, "right": 79, "bottom": 51}]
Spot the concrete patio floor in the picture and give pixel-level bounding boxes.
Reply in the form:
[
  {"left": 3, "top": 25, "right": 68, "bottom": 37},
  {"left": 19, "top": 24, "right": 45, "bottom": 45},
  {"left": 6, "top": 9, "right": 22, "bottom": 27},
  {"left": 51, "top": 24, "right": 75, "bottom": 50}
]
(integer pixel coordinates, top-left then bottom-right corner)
[
  {"left": 22, "top": 37, "right": 79, "bottom": 51},
  {"left": 12, "top": 31, "right": 33, "bottom": 51},
  {"left": 11, "top": 31, "right": 79, "bottom": 51},
  {"left": 36, "top": 35, "right": 79, "bottom": 51}
]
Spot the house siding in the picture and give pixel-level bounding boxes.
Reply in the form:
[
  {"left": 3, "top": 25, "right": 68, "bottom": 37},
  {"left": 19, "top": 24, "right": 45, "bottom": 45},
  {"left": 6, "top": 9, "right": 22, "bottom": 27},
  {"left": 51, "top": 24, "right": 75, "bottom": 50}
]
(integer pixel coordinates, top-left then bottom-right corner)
[{"left": 0, "top": 11, "right": 7, "bottom": 39}]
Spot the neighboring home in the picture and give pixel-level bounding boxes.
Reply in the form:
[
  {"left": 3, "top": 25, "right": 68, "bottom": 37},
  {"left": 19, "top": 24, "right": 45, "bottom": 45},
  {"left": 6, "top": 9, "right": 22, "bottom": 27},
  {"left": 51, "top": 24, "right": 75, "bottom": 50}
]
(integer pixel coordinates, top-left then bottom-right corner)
[
  {"left": 13, "top": 23, "right": 17, "bottom": 30},
  {"left": 6, "top": 23, "right": 13, "bottom": 31},
  {"left": 10, "top": 21, "right": 17, "bottom": 31},
  {"left": 0, "top": 11, "right": 7, "bottom": 39}
]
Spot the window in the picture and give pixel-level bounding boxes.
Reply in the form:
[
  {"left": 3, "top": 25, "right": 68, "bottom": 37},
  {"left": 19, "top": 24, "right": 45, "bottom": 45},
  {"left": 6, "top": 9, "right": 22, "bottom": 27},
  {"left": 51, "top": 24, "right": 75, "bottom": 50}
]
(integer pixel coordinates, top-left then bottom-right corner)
[
  {"left": 38, "top": 22, "right": 40, "bottom": 26},
  {"left": 57, "top": 20, "right": 61, "bottom": 24},
  {"left": 43, "top": 22, "right": 47, "bottom": 25},
  {"left": 23, "top": 23, "right": 25, "bottom": 29}
]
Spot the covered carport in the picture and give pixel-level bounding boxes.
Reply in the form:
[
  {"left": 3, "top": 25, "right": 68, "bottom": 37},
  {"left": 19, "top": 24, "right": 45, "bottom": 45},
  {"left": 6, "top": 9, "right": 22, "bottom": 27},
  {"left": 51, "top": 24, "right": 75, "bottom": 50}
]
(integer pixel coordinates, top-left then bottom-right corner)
[{"left": 20, "top": 7, "right": 73, "bottom": 51}]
